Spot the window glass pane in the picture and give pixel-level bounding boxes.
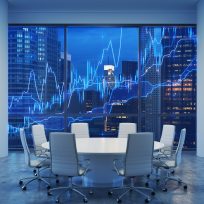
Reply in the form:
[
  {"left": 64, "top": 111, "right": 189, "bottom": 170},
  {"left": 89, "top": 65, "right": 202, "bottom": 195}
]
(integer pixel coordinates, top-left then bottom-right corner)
[
  {"left": 139, "top": 26, "right": 196, "bottom": 148},
  {"left": 8, "top": 26, "right": 65, "bottom": 148},
  {"left": 67, "top": 27, "right": 139, "bottom": 136}
]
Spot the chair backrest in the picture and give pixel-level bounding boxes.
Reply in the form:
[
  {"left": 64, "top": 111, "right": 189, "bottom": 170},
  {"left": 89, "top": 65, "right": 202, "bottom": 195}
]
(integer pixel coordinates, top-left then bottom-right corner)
[
  {"left": 32, "top": 124, "right": 47, "bottom": 154},
  {"left": 19, "top": 128, "right": 31, "bottom": 167},
  {"left": 49, "top": 132, "right": 79, "bottom": 177},
  {"left": 175, "top": 128, "right": 186, "bottom": 166},
  {"left": 125, "top": 132, "right": 153, "bottom": 177},
  {"left": 118, "top": 123, "right": 137, "bottom": 138},
  {"left": 160, "top": 124, "right": 175, "bottom": 148},
  {"left": 71, "top": 123, "right": 89, "bottom": 138}
]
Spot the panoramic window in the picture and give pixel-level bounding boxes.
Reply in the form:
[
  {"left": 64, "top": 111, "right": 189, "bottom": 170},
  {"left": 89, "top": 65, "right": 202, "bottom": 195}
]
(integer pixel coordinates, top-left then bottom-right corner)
[
  {"left": 8, "top": 25, "right": 196, "bottom": 149},
  {"left": 66, "top": 27, "right": 139, "bottom": 137}
]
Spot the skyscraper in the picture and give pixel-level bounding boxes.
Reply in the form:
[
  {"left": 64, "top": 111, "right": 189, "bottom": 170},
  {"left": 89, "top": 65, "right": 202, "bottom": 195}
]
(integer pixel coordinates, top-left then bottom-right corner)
[
  {"left": 8, "top": 26, "right": 63, "bottom": 147},
  {"left": 122, "top": 61, "right": 138, "bottom": 81},
  {"left": 161, "top": 27, "right": 197, "bottom": 148},
  {"left": 140, "top": 26, "right": 196, "bottom": 147}
]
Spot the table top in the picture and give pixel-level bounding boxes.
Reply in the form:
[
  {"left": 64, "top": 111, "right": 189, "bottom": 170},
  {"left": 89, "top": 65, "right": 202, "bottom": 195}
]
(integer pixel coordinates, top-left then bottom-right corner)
[{"left": 42, "top": 138, "right": 164, "bottom": 154}]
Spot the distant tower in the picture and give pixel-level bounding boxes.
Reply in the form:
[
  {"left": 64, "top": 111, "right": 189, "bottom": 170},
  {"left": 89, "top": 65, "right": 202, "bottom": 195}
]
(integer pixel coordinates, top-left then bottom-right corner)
[
  {"left": 103, "top": 64, "right": 115, "bottom": 89},
  {"left": 122, "top": 61, "right": 138, "bottom": 81}
]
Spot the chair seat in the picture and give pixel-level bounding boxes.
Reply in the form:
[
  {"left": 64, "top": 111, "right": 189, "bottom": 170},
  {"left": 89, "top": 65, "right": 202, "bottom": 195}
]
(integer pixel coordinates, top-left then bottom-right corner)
[
  {"left": 30, "top": 158, "right": 50, "bottom": 168},
  {"left": 153, "top": 159, "right": 176, "bottom": 169},
  {"left": 36, "top": 151, "right": 50, "bottom": 158}
]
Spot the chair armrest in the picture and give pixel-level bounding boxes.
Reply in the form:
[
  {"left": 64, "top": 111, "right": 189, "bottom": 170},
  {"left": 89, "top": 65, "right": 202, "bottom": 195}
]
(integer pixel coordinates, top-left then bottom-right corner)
[
  {"left": 113, "top": 159, "right": 124, "bottom": 175},
  {"left": 153, "top": 159, "right": 169, "bottom": 169},
  {"left": 154, "top": 146, "right": 173, "bottom": 159},
  {"left": 79, "top": 159, "right": 90, "bottom": 175},
  {"left": 37, "top": 157, "right": 50, "bottom": 167},
  {"left": 35, "top": 146, "right": 50, "bottom": 158},
  {"left": 160, "top": 146, "right": 172, "bottom": 154}
]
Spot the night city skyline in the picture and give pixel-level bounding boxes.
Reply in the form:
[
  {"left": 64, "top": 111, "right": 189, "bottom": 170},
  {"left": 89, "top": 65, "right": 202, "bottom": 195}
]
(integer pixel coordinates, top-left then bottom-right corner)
[{"left": 8, "top": 26, "right": 196, "bottom": 149}]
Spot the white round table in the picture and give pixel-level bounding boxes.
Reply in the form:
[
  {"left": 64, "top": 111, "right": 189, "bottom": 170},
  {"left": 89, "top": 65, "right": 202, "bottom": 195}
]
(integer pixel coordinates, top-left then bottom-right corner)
[{"left": 42, "top": 138, "right": 164, "bottom": 187}]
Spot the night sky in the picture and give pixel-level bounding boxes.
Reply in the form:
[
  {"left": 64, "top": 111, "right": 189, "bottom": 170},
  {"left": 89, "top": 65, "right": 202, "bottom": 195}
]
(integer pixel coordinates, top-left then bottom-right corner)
[{"left": 66, "top": 27, "right": 138, "bottom": 76}]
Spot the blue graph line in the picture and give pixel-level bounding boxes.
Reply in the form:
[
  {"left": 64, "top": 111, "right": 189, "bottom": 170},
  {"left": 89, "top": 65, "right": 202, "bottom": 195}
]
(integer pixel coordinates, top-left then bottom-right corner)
[{"left": 8, "top": 26, "right": 197, "bottom": 135}]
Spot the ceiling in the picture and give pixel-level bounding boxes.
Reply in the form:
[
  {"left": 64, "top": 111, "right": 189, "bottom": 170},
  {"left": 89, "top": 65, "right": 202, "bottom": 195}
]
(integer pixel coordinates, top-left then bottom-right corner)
[{"left": 8, "top": 0, "right": 198, "bottom": 12}]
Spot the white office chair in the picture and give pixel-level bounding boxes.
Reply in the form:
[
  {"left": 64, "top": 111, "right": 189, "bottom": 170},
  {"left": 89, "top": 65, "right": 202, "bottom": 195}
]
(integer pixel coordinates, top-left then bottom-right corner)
[
  {"left": 32, "top": 124, "right": 50, "bottom": 158},
  {"left": 48, "top": 132, "right": 89, "bottom": 203},
  {"left": 19, "top": 128, "right": 51, "bottom": 191},
  {"left": 155, "top": 124, "right": 176, "bottom": 158},
  {"left": 109, "top": 132, "right": 155, "bottom": 203},
  {"left": 153, "top": 128, "right": 187, "bottom": 191},
  {"left": 118, "top": 123, "right": 137, "bottom": 138},
  {"left": 71, "top": 122, "right": 90, "bottom": 138}
]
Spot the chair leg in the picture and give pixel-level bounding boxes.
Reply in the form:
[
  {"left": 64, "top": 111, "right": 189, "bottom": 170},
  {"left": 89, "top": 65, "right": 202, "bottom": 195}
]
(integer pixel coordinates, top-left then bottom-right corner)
[
  {"left": 117, "top": 188, "right": 131, "bottom": 200},
  {"left": 19, "top": 167, "right": 51, "bottom": 190},
  {"left": 159, "top": 170, "right": 187, "bottom": 191},
  {"left": 55, "top": 189, "right": 70, "bottom": 203},
  {"left": 48, "top": 177, "right": 88, "bottom": 203},
  {"left": 132, "top": 187, "right": 152, "bottom": 201},
  {"left": 73, "top": 188, "right": 87, "bottom": 199},
  {"left": 108, "top": 177, "right": 155, "bottom": 202}
]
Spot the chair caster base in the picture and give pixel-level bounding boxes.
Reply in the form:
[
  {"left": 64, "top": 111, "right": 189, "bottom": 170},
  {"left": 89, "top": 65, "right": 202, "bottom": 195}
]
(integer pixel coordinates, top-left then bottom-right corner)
[
  {"left": 19, "top": 180, "right": 23, "bottom": 186},
  {"left": 116, "top": 198, "right": 122, "bottom": 203},
  {"left": 145, "top": 198, "right": 150, "bottom": 203},
  {"left": 108, "top": 191, "right": 113, "bottom": 196},
  {"left": 47, "top": 191, "right": 52, "bottom": 196},
  {"left": 145, "top": 182, "right": 149, "bottom": 187}
]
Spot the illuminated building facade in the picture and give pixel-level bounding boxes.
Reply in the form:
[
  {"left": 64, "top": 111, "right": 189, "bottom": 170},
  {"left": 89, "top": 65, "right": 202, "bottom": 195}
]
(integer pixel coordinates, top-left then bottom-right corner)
[{"left": 8, "top": 26, "right": 64, "bottom": 147}]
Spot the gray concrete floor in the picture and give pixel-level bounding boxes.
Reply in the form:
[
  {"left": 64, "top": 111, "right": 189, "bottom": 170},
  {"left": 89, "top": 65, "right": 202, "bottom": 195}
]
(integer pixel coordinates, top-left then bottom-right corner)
[{"left": 0, "top": 151, "right": 204, "bottom": 204}]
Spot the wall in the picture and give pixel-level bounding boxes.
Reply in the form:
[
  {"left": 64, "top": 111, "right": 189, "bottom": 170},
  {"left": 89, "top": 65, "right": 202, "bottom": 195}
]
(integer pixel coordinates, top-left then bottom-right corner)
[
  {"left": 197, "top": 0, "right": 204, "bottom": 157},
  {"left": 8, "top": 10, "right": 196, "bottom": 24},
  {"left": 0, "top": 0, "right": 8, "bottom": 157}
]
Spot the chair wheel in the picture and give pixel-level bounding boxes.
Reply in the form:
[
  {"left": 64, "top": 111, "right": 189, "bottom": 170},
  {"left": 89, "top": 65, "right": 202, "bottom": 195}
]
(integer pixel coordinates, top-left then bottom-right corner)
[
  {"left": 19, "top": 180, "right": 23, "bottom": 186},
  {"left": 47, "top": 185, "right": 51, "bottom": 190},
  {"left": 108, "top": 191, "right": 113, "bottom": 196},
  {"left": 147, "top": 174, "right": 150, "bottom": 178},
  {"left": 145, "top": 198, "right": 150, "bottom": 203},
  {"left": 89, "top": 190, "right": 93, "bottom": 195},
  {"left": 183, "top": 185, "right": 187, "bottom": 190},
  {"left": 83, "top": 198, "right": 88, "bottom": 203},
  {"left": 56, "top": 179, "right": 59, "bottom": 184},
  {"left": 33, "top": 169, "right": 37, "bottom": 174},
  {"left": 145, "top": 182, "right": 149, "bottom": 187},
  {"left": 151, "top": 191, "right": 155, "bottom": 196},
  {"left": 34, "top": 173, "right": 38, "bottom": 176},
  {"left": 47, "top": 191, "right": 52, "bottom": 196},
  {"left": 56, "top": 199, "right": 60, "bottom": 203},
  {"left": 162, "top": 188, "right": 167, "bottom": 192},
  {"left": 116, "top": 198, "right": 122, "bottom": 203},
  {"left": 156, "top": 179, "right": 160, "bottom": 183},
  {"left": 22, "top": 186, "right": 26, "bottom": 191},
  {"left": 171, "top": 170, "right": 175, "bottom": 174}
]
